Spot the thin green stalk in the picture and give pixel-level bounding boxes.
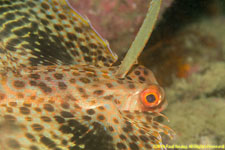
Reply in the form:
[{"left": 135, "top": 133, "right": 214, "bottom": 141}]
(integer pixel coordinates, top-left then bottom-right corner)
[{"left": 116, "top": 0, "right": 161, "bottom": 78}]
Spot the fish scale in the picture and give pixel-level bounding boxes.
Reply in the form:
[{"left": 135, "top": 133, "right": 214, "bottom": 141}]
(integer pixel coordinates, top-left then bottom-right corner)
[{"left": 0, "top": 0, "right": 174, "bottom": 150}]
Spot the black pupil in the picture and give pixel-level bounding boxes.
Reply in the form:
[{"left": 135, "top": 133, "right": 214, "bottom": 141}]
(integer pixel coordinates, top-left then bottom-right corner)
[{"left": 146, "top": 94, "right": 156, "bottom": 103}]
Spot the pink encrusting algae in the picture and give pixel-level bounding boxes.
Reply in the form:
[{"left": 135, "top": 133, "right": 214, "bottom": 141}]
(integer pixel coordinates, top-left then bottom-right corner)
[{"left": 0, "top": 0, "right": 174, "bottom": 149}]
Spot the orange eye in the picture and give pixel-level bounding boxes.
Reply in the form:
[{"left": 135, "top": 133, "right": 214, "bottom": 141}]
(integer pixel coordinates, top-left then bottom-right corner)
[{"left": 140, "top": 85, "right": 161, "bottom": 108}]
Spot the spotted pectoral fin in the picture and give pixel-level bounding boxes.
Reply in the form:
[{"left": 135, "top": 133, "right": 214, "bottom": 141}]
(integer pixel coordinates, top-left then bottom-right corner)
[
  {"left": 73, "top": 99, "right": 136, "bottom": 150},
  {"left": 0, "top": 0, "right": 117, "bottom": 71},
  {"left": 74, "top": 99, "right": 175, "bottom": 150},
  {"left": 116, "top": 111, "right": 176, "bottom": 149}
]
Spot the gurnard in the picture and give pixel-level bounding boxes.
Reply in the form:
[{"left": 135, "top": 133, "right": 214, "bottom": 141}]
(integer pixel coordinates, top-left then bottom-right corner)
[{"left": 0, "top": 0, "right": 174, "bottom": 149}]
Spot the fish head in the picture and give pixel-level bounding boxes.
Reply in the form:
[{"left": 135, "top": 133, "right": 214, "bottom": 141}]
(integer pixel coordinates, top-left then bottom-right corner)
[
  {"left": 119, "top": 65, "right": 167, "bottom": 113},
  {"left": 64, "top": 64, "right": 174, "bottom": 148},
  {"left": 72, "top": 64, "right": 167, "bottom": 113}
]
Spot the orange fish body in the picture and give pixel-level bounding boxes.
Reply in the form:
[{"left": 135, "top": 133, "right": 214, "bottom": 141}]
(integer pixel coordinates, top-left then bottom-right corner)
[
  {"left": 0, "top": 0, "right": 174, "bottom": 149},
  {"left": 0, "top": 64, "right": 174, "bottom": 150}
]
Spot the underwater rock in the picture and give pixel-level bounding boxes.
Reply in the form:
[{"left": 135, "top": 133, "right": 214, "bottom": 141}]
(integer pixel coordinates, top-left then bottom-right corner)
[{"left": 140, "top": 17, "right": 225, "bottom": 87}]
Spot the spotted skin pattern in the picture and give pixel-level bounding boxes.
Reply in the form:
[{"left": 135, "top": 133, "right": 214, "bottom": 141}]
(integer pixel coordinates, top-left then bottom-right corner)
[
  {"left": 0, "top": 0, "right": 116, "bottom": 71},
  {"left": 0, "top": 0, "right": 174, "bottom": 150},
  {"left": 0, "top": 65, "right": 174, "bottom": 150}
]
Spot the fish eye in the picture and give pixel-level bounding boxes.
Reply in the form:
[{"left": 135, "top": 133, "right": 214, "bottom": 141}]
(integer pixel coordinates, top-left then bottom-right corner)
[
  {"left": 146, "top": 94, "right": 156, "bottom": 103},
  {"left": 140, "top": 85, "right": 162, "bottom": 108}
]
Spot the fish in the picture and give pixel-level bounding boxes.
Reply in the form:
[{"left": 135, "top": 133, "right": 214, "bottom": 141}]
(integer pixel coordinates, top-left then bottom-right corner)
[{"left": 0, "top": 0, "right": 174, "bottom": 150}]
